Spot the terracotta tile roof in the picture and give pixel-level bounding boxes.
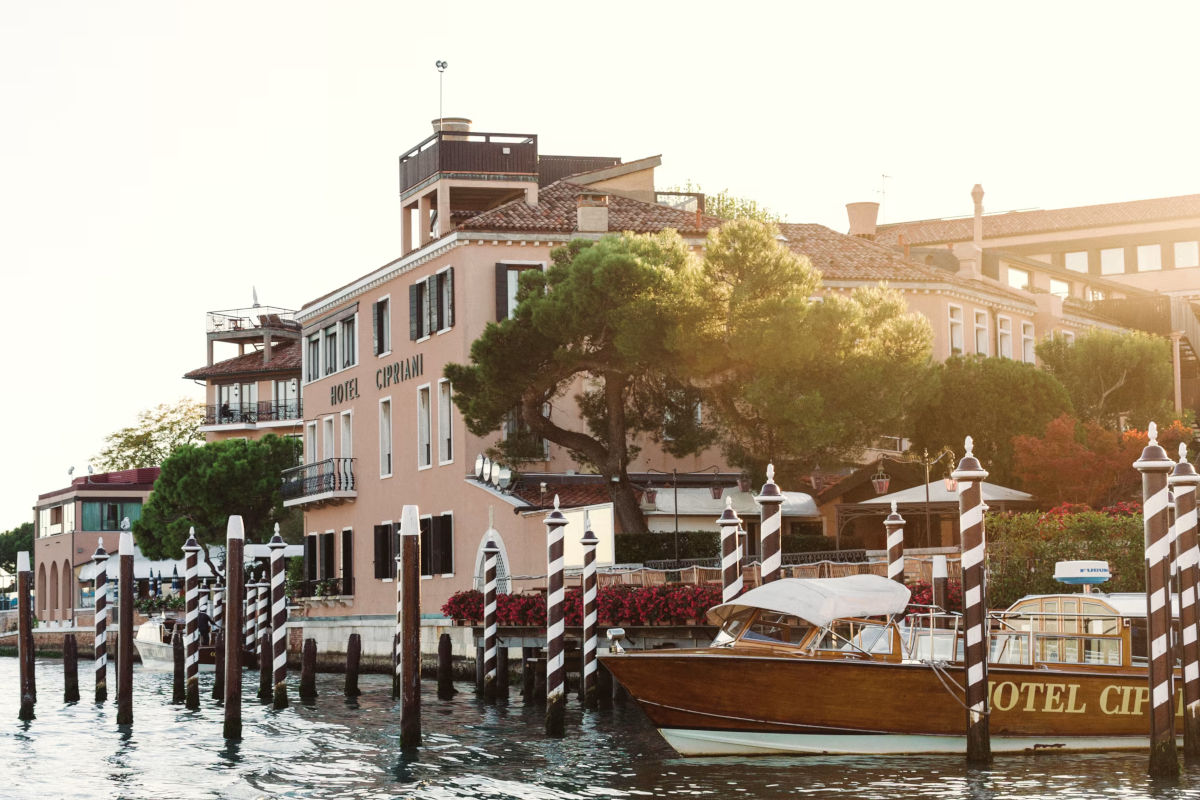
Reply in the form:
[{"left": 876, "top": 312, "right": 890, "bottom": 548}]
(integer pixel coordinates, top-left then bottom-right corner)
[
  {"left": 183, "top": 340, "right": 301, "bottom": 381},
  {"left": 507, "top": 476, "right": 614, "bottom": 510},
  {"left": 875, "top": 193, "right": 1200, "bottom": 247},
  {"left": 457, "top": 181, "right": 725, "bottom": 236}
]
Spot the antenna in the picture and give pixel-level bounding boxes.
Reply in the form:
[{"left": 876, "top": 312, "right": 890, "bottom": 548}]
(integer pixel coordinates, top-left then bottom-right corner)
[
  {"left": 878, "top": 174, "right": 891, "bottom": 221},
  {"left": 435, "top": 60, "right": 448, "bottom": 129}
]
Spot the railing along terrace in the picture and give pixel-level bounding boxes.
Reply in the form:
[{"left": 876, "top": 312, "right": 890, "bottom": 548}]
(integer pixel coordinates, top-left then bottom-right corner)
[
  {"left": 206, "top": 306, "right": 298, "bottom": 334},
  {"left": 205, "top": 401, "right": 303, "bottom": 426},
  {"left": 398, "top": 131, "right": 537, "bottom": 193},
  {"left": 299, "top": 576, "right": 354, "bottom": 598},
  {"left": 281, "top": 458, "right": 356, "bottom": 501}
]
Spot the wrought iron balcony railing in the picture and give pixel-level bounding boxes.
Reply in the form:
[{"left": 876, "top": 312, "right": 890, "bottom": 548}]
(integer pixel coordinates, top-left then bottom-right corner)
[
  {"left": 205, "top": 401, "right": 303, "bottom": 426},
  {"left": 281, "top": 458, "right": 356, "bottom": 504},
  {"left": 298, "top": 576, "right": 354, "bottom": 598}
]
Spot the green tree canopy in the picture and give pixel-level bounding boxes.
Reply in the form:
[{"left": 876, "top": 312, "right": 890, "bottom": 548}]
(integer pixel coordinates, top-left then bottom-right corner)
[
  {"left": 1036, "top": 329, "right": 1173, "bottom": 429},
  {"left": 908, "top": 355, "right": 1074, "bottom": 486},
  {"left": 134, "top": 435, "right": 301, "bottom": 576},
  {"left": 93, "top": 398, "right": 204, "bottom": 471},
  {"left": 0, "top": 522, "right": 33, "bottom": 576},
  {"left": 667, "top": 179, "right": 781, "bottom": 222}
]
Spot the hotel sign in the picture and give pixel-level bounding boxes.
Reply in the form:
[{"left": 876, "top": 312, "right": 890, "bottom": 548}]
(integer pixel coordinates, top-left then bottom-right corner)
[{"left": 329, "top": 354, "right": 425, "bottom": 407}]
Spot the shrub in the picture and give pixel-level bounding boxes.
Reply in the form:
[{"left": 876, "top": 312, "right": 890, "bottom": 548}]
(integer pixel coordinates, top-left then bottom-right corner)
[{"left": 442, "top": 583, "right": 726, "bottom": 625}]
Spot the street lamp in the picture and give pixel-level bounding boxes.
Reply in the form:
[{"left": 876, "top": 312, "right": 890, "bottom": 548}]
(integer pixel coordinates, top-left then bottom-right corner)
[
  {"left": 645, "top": 465, "right": 721, "bottom": 563},
  {"left": 874, "top": 447, "right": 956, "bottom": 547}
]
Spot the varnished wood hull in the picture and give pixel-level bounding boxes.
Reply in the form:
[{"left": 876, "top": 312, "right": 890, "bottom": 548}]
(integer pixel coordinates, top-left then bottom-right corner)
[{"left": 601, "top": 649, "right": 1181, "bottom": 756}]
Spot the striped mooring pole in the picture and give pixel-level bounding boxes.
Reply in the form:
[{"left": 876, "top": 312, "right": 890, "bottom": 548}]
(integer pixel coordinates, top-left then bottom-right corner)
[
  {"left": 255, "top": 568, "right": 269, "bottom": 667},
  {"left": 269, "top": 525, "right": 289, "bottom": 709},
  {"left": 93, "top": 539, "right": 108, "bottom": 704},
  {"left": 545, "top": 496, "right": 568, "bottom": 737},
  {"left": 1135, "top": 421, "right": 1180, "bottom": 778},
  {"left": 17, "top": 551, "right": 34, "bottom": 721},
  {"left": 952, "top": 436, "right": 990, "bottom": 765},
  {"left": 1170, "top": 442, "right": 1200, "bottom": 759},
  {"left": 244, "top": 577, "right": 257, "bottom": 665},
  {"left": 117, "top": 520, "right": 134, "bottom": 726},
  {"left": 757, "top": 464, "right": 783, "bottom": 584},
  {"left": 482, "top": 522, "right": 500, "bottom": 703},
  {"left": 716, "top": 498, "right": 743, "bottom": 603},
  {"left": 393, "top": 520, "right": 403, "bottom": 702},
  {"left": 183, "top": 529, "right": 201, "bottom": 710},
  {"left": 223, "top": 516, "right": 246, "bottom": 740},
  {"left": 581, "top": 511, "right": 599, "bottom": 710},
  {"left": 884, "top": 501, "right": 906, "bottom": 585},
  {"left": 399, "top": 505, "right": 422, "bottom": 748}
]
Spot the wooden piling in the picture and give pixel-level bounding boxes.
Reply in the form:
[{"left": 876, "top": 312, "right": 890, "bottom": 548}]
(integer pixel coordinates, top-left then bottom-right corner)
[
  {"left": 1135, "top": 422, "right": 1181, "bottom": 778},
  {"left": 172, "top": 630, "right": 185, "bottom": 704},
  {"left": 953, "top": 436, "right": 991, "bottom": 765},
  {"left": 223, "top": 516, "right": 246, "bottom": 740},
  {"left": 399, "top": 505, "right": 422, "bottom": 748},
  {"left": 1171, "top": 444, "right": 1200, "bottom": 760},
  {"left": 757, "top": 464, "right": 783, "bottom": 584},
  {"left": 183, "top": 530, "right": 201, "bottom": 711},
  {"left": 117, "top": 523, "right": 135, "bottom": 726},
  {"left": 581, "top": 513, "right": 599, "bottom": 709},
  {"left": 345, "top": 633, "right": 362, "bottom": 698},
  {"left": 258, "top": 630, "right": 272, "bottom": 703},
  {"left": 482, "top": 530, "right": 499, "bottom": 703},
  {"left": 544, "top": 497, "right": 567, "bottom": 737},
  {"left": 212, "top": 631, "right": 225, "bottom": 702},
  {"left": 269, "top": 527, "right": 288, "bottom": 710},
  {"left": 521, "top": 647, "right": 534, "bottom": 702},
  {"left": 475, "top": 644, "right": 485, "bottom": 696},
  {"left": 884, "top": 501, "right": 906, "bottom": 585},
  {"left": 299, "top": 638, "right": 317, "bottom": 702},
  {"left": 437, "top": 633, "right": 455, "bottom": 700},
  {"left": 93, "top": 540, "right": 108, "bottom": 704},
  {"left": 597, "top": 661, "right": 613, "bottom": 709},
  {"left": 496, "top": 646, "right": 509, "bottom": 696},
  {"left": 63, "top": 633, "right": 79, "bottom": 703},
  {"left": 17, "top": 551, "right": 34, "bottom": 721}
]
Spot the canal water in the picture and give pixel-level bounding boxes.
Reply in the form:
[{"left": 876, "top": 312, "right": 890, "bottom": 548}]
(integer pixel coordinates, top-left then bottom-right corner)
[{"left": 7, "top": 657, "right": 1200, "bottom": 799}]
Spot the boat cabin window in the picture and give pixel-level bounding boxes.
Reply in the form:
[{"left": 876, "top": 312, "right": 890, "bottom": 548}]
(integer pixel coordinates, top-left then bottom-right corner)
[
  {"left": 712, "top": 608, "right": 755, "bottom": 646},
  {"left": 741, "top": 611, "right": 812, "bottom": 647},
  {"left": 812, "top": 619, "right": 892, "bottom": 655}
]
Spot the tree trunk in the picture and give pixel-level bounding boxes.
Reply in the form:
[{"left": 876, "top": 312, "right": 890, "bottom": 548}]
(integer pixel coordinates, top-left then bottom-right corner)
[{"left": 608, "top": 476, "right": 648, "bottom": 534}]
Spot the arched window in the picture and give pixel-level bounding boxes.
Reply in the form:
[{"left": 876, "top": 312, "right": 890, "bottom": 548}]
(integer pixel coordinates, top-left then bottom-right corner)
[
  {"left": 37, "top": 564, "right": 47, "bottom": 616},
  {"left": 62, "top": 559, "right": 74, "bottom": 618},
  {"left": 473, "top": 533, "right": 511, "bottom": 595},
  {"left": 49, "top": 561, "right": 59, "bottom": 619}
]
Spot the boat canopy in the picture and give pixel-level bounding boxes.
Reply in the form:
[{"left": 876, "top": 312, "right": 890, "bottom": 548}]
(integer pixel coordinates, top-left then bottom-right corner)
[{"left": 706, "top": 574, "right": 912, "bottom": 628}]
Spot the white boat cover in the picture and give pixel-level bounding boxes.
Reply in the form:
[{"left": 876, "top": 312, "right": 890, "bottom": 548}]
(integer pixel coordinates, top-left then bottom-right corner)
[{"left": 706, "top": 574, "right": 912, "bottom": 628}]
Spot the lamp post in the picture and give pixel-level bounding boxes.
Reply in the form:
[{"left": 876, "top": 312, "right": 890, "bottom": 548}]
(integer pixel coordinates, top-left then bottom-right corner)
[
  {"left": 645, "top": 466, "right": 721, "bottom": 563},
  {"left": 874, "top": 447, "right": 956, "bottom": 548}
]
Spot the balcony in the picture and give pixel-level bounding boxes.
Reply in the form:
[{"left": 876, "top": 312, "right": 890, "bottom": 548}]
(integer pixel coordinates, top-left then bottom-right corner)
[
  {"left": 282, "top": 458, "right": 357, "bottom": 508},
  {"left": 399, "top": 131, "right": 537, "bottom": 196},
  {"left": 204, "top": 401, "right": 303, "bottom": 427},
  {"left": 298, "top": 577, "right": 354, "bottom": 599}
]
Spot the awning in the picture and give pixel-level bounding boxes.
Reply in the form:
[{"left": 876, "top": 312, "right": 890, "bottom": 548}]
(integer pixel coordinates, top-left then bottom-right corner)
[{"left": 706, "top": 574, "right": 911, "bottom": 628}]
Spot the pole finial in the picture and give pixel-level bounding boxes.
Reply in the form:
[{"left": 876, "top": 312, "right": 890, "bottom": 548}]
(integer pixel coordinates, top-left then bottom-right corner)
[
  {"left": 891, "top": 500, "right": 898, "bottom": 513},
  {"left": 725, "top": 496, "right": 733, "bottom": 509},
  {"left": 489, "top": 505, "right": 494, "bottom": 529},
  {"left": 554, "top": 494, "right": 561, "bottom": 510},
  {"left": 964, "top": 436, "right": 974, "bottom": 457},
  {"left": 1149, "top": 421, "right": 1159, "bottom": 445},
  {"left": 120, "top": 517, "right": 131, "bottom": 531},
  {"left": 1181, "top": 442, "right": 1189, "bottom": 463},
  {"left": 766, "top": 463, "right": 775, "bottom": 482},
  {"left": 584, "top": 509, "right": 591, "bottom": 530}
]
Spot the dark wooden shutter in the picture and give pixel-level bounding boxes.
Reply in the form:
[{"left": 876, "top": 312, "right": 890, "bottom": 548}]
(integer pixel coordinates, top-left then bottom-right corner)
[
  {"left": 444, "top": 267, "right": 454, "bottom": 328},
  {"left": 373, "top": 524, "right": 389, "bottom": 579},
  {"left": 419, "top": 516, "right": 433, "bottom": 576},
  {"left": 319, "top": 533, "right": 335, "bottom": 580},
  {"left": 495, "top": 263, "right": 508, "bottom": 321},
  {"left": 425, "top": 275, "right": 438, "bottom": 335},
  {"left": 409, "top": 283, "right": 420, "bottom": 340},
  {"left": 437, "top": 513, "right": 454, "bottom": 574},
  {"left": 341, "top": 530, "right": 354, "bottom": 589},
  {"left": 373, "top": 301, "right": 381, "bottom": 355},
  {"left": 304, "top": 536, "right": 317, "bottom": 581}
]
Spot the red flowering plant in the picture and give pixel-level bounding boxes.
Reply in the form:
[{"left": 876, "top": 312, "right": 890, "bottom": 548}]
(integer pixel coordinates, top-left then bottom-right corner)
[
  {"left": 597, "top": 585, "right": 638, "bottom": 624},
  {"left": 497, "top": 592, "right": 546, "bottom": 626},
  {"left": 1101, "top": 500, "right": 1142, "bottom": 518},
  {"left": 904, "top": 579, "right": 962, "bottom": 617},
  {"left": 665, "top": 584, "right": 723, "bottom": 622},
  {"left": 441, "top": 589, "right": 483, "bottom": 622}
]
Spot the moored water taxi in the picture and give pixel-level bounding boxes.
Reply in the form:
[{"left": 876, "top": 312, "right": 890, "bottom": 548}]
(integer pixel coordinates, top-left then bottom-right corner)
[{"left": 133, "top": 616, "right": 216, "bottom": 672}]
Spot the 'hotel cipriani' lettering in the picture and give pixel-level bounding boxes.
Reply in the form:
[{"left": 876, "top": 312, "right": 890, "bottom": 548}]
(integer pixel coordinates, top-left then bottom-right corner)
[
  {"left": 330, "top": 378, "right": 360, "bottom": 406},
  {"left": 376, "top": 354, "right": 424, "bottom": 390},
  {"left": 987, "top": 681, "right": 1191, "bottom": 716}
]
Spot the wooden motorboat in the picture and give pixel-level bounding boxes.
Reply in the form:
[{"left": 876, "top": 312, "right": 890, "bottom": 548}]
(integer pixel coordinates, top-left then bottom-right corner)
[
  {"left": 600, "top": 573, "right": 1179, "bottom": 756},
  {"left": 134, "top": 616, "right": 216, "bottom": 672}
]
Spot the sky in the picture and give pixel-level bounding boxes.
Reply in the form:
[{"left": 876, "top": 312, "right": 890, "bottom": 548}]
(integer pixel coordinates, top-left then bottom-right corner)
[{"left": 3, "top": 1, "right": 1199, "bottom": 528}]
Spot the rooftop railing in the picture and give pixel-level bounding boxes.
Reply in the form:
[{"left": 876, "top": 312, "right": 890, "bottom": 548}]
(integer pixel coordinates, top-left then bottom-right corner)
[
  {"left": 399, "top": 131, "right": 537, "bottom": 194},
  {"left": 204, "top": 401, "right": 303, "bottom": 426}
]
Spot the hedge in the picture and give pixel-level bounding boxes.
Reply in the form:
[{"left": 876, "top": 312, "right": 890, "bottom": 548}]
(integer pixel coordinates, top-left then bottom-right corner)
[{"left": 614, "top": 530, "right": 837, "bottom": 563}]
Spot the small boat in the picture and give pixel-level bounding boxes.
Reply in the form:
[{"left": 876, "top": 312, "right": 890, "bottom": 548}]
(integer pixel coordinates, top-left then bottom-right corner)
[
  {"left": 134, "top": 616, "right": 216, "bottom": 672},
  {"left": 600, "top": 571, "right": 1180, "bottom": 756}
]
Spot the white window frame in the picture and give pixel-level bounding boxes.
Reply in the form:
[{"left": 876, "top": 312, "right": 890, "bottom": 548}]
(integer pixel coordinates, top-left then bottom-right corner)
[
  {"left": 1062, "top": 330, "right": 1076, "bottom": 344},
  {"left": 417, "top": 383, "right": 432, "bottom": 470},
  {"left": 374, "top": 294, "right": 392, "bottom": 358},
  {"left": 340, "top": 409, "right": 353, "bottom": 460},
  {"left": 437, "top": 379, "right": 453, "bottom": 465},
  {"left": 500, "top": 260, "right": 546, "bottom": 320},
  {"left": 1064, "top": 251, "right": 1088, "bottom": 273},
  {"left": 323, "top": 324, "right": 338, "bottom": 376},
  {"left": 305, "top": 421, "right": 318, "bottom": 464},
  {"left": 997, "top": 316, "right": 1013, "bottom": 359},
  {"left": 379, "top": 518, "right": 394, "bottom": 583},
  {"left": 1006, "top": 266, "right": 1030, "bottom": 291},
  {"left": 435, "top": 265, "right": 454, "bottom": 336},
  {"left": 948, "top": 304, "right": 964, "bottom": 357},
  {"left": 379, "top": 397, "right": 393, "bottom": 479},
  {"left": 322, "top": 415, "right": 336, "bottom": 461},
  {"left": 1049, "top": 278, "right": 1070, "bottom": 298},
  {"left": 1021, "top": 322, "right": 1035, "bottom": 364},
  {"left": 340, "top": 313, "right": 358, "bottom": 369},
  {"left": 973, "top": 310, "right": 988, "bottom": 356},
  {"left": 306, "top": 333, "right": 321, "bottom": 383},
  {"left": 1100, "top": 248, "right": 1125, "bottom": 275},
  {"left": 1137, "top": 244, "right": 1162, "bottom": 272},
  {"left": 1175, "top": 241, "right": 1199, "bottom": 269}
]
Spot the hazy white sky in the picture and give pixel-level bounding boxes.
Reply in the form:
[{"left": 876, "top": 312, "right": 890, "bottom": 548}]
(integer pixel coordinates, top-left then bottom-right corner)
[{"left": 3, "top": 2, "right": 1199, "bottom": 527}]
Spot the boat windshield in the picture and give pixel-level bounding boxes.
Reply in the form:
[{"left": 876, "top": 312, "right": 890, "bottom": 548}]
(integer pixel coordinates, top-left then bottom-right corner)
[
  {"left": 714, "top": 609, "right": 812, "bottom": 647},
  {"left": 812, "top": 619, "right": 893, "bottom": 655}
]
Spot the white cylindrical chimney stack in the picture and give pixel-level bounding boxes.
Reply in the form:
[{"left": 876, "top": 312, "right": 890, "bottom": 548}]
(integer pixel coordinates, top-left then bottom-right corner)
[
  {"left": 846, "top": 202, "right": 880, "bottom": 239},
  {"left": 431, "top": 117, "right": 472, "bottom": 138}
]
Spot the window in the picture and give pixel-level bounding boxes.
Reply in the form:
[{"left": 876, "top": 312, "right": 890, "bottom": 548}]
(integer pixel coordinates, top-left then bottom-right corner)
[
  {"left": 373, "top": 297, "right": 391, "bottom": 355},
  {"left": 420, "top": 513, "right": 454, "bottom": 576},
  {"left": 438, "top": 379, "right": 453, "bottom": 464},
  {"left": 417, "top": 384, "right": 432, "bottom": 468},
  {"left": 305, "top": 421, "right": 318, "bottom": 463},
  {"left": 1088, "top": 286, "right": 1108, "bottom": 302},
  {"left": 340, "top": 410, "right": 353, "bottom": 459},
  {"left": 307, "top": 334, "right": 321, "bottom": 382},
  {"left": 1050, "top": 278, "right": 1070, "bottom": 298},
  {"left": 1007, "top": 266, "right": 1030, "bottom": 291},
  {"left": 1062, "top": 330, "right": 1075, "bottom": 344},
  {"left": 274, "top": 378, "right": 299, "bottom": 419},
  {"left": 1100, "top": 248, "right": 1125, "bottom": 275},
  {"left": 409, "top": 269, "right": 455, "bottom": 340},
  {"left": 495, "top": 263, "right": 542, "bottom": 320},
  {"left": 504, "top": 406, "right": 550, "bottom": 460},
  {"left": 997, "top": 317, "right": 1012, "bottom": 359},
  {"left": 324, "top": 325, "right": 338, "bottom": 375},
  {"left": 340, "top": 316, "right": 357, "bottom": 368},
  {"left": 973, "top": 310, "right": 988, "bottom": 356},
  {"left": 1176, "top": 241, "right": 1200, "bottom": 268},
  {"left": 322, "top": 416, "right": 335, "bottom": 461},
  {"left": 1021, "top": 322, "right": 1035, "bottom": 364},
  {"left": 948, "top": 305, "right": 964, "bottom": 356},
  {"left": 81, "top": 501, "right": 142, "bottom": 532},
  {"left": 341, "top": 529, "right": 354, "bottom": 592},
  {"left": 305, "top": 534, "right": 318, "bottom": 582},
  {"left": 1064, "top": 251, "right": 1088, "bottom": 273},
  {"left": 373, "top": 523, "right": 394, "bottom": 580},
  {"left": 379, "top": 399, "right": 393, "bottom": 477},
  {"left": 319, "top": 532, "right": 335, "bottom": 580},
  {"left": 1137, "top": 244, "right": 1162, "bottom": 272}
]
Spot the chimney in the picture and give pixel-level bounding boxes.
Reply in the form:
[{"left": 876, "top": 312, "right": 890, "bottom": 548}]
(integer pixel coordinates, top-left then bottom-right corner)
[
  {"left": 431, "top": 116, "right": 472, "bottom": 140},
  {"left": 846, "top": 202, "right": 880, "bottom": 239},
  {"left": 971, "top": 184, "right": 984, "bottom": 251},
  {"left": 577, "top": 192, "right": 609, "bottom": 233}
]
